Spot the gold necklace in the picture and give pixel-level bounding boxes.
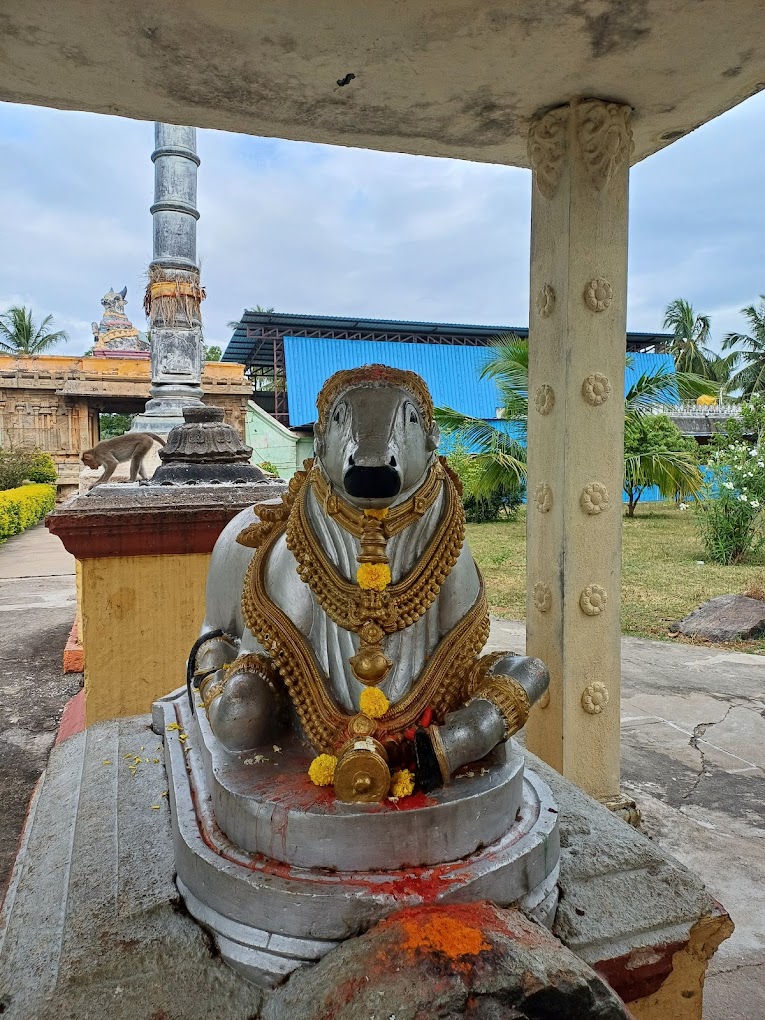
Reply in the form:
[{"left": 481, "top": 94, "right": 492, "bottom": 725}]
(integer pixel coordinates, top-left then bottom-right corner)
[
  {"left": 310, "top": 460, "right": 444, "bottom": 538},
  {"left": 286, "top": 463, "right": 466, "bottom": 684},
  {"left": 241, "top": 519, "right": 489, "bottom": 755}
]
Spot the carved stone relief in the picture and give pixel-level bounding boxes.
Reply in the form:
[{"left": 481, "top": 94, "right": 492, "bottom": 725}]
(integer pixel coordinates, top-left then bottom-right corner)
[
  {"left": 536, "top": 283, "right": 556, "bottom": 318},
  {"left": 582, "top": 373, "right": 611, "bottom": 406},
  {"left": 581, "top": 681, "right": 610, "bottom": 714},
  {"left": 581, "top": 482, "right": 610, "bottom": 515},
  {"left": 575, "top": 100, "right": 633, "bottom": 191},
  {"left": 534, "top": 482, "right": 553, "bottom": 513},
  {"left": 579, "top": 584, "right": 608, "bottom": 616},
  {"left": 583, "top": 277, "right": 613, "bottom": 312},
  {"left": 534, "top": 385, "right": 555, "bottom": 415},
  {"left": 528, "top": 106, "right": 569, "bottom": 200},
  {"left": 532, "top": 582, "right": 552, "bottom": 613}
]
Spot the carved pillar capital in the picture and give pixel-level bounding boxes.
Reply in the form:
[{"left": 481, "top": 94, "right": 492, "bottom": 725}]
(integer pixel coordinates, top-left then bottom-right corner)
[
  {"left": 575, "top": 100, "right": 633, "bottom": 190},
  {"left": 528, "top": 99, "right": 633, "bottom": 198},
  {"left": 527, "top": 104, "right": 570, "bottom": 200}
]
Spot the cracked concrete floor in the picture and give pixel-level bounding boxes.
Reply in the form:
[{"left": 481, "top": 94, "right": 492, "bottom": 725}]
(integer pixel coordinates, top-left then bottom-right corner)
[{"left": 490, "top": 621, "right": 765, "bottom": 1020}]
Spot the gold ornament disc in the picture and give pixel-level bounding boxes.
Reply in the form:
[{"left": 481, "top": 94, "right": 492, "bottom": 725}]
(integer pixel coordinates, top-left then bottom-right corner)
[
  {"left": 349, "top": 644, "right": 393, "bottom": 686},
  {"left": 334, "top": 737, "right": 391, "bottom": 803}
]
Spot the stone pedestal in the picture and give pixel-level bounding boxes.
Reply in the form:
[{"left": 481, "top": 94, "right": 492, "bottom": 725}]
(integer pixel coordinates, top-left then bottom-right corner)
[
  {"left": 0, "top": 715, "right": 732, "bottom": 1020},
  {"left": 156, "top": 690, "right": 560, "bottom": 987},
  {"left": 525, "top": 99, "right": 631, "bottom": 801},
  {"left": 46, "top": 482, "right": 285, "bottom": 724}
]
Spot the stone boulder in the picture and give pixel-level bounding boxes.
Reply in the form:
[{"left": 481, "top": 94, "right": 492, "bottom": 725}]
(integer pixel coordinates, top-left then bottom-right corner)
[
  {"left": 670, "top": 594, "right": 765, "bottom": 643},
  {"left": 263, "top": 902, "right": 633, "bottom": 1020}
]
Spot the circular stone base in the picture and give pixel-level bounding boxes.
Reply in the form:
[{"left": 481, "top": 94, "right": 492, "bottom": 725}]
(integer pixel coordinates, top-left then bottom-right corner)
[
  {"left": 192, "top": 704, "right": 526, "bottom": 871},
  {"left": 156, "top": 690, "right": 560, "bottom": 989}
]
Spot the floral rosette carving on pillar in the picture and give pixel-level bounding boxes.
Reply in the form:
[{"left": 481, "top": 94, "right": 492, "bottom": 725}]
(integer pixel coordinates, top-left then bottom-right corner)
[
  {"left": 581, "top": 482, "right": 610, "bottom": 515},
  {"left": 581, "top": 681, "right": 610, "bottom": 714},
  {"left": 582, "top": 373, "right": 611, "bottom": 407},
  {"left": 575, "top": 100, "right": 634, "bottom": 190},
  {"left": 579, "top": 584, "right": 608, "bottom": 616},
  {"left": 532, "top": 582, "right": 552, "bottom": 613},
  {"left": 534, "top": 482, "right": 553, "bottom": 513},
  {"left": 534, "top": 385, "right": 555, "bottom": 415}
]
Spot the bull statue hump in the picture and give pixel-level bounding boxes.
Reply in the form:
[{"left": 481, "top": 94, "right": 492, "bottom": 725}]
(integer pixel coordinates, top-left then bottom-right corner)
[{"left": 192, "top": 364, "right": 549, "bottom": 804}]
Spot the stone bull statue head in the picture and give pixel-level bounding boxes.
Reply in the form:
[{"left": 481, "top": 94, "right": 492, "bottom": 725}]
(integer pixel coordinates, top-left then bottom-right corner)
[
  {"left": 314, "top": 369, "right": 440, "bottom": 506},
  {"left": 191, "top": 365, "right": 548, "bottom": 803}
]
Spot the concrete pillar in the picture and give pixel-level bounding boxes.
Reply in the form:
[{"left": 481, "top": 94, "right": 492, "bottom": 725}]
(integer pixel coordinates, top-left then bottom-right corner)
[
  {"left": 524, "top": 99, "right": 632, "bottom": 802},
  {"left": 132, "top": 123, "right": 204, "bottom": 435}
]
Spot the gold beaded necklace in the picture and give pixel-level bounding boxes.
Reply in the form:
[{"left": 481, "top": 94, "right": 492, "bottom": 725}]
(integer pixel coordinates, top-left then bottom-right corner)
[{"left": 285, "top": 459, "right": 466, "bottom": 686}]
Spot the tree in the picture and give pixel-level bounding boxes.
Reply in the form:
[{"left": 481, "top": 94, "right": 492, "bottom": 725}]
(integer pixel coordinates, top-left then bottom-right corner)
[
  {"left": 99, "top": 413, "right": 133, "bottom": 439},
  {"left": 204, "top": 344, "right": 222, "bottom": 361},
  {"left": 623, "top": 414, "right": 699, "bottom": 517},
  {"left": 435, "top": 336, "right": 706, "bottom": 514},
  {"left": 722, "top": 296, "right": 765, "bottom": 397},
  {"left": 227, "top": 306, "right": 275, "bottom": 332},
  {"left": 0, "top": 306, "right": 69, "bottom": 356},
  {"left": 663, "top": 299, "right": 714, "bottom": 377}
]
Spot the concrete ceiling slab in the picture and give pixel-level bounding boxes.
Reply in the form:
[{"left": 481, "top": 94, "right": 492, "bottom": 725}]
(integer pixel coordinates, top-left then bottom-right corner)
[{"left": 1, "top": 0, "right": 764, "bottom": 166}]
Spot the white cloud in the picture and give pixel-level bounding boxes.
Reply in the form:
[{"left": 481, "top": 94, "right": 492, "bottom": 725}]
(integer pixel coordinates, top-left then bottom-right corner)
[{"left": 1, "top": 88, "right": 764, "bottom": 356}]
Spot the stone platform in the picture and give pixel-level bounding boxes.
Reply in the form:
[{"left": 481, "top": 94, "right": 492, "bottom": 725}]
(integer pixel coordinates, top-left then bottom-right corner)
[
  {"left": 0, "top": 714, "right": 732, "bottom": 1020},
  {"left": 157, "top": 690, "right": 561, "bottom": 986}
]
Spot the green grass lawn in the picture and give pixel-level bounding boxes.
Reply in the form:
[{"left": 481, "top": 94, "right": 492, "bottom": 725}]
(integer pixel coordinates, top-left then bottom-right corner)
[{"left": 466, "top": 503, "right": 765, "bottom": 651}]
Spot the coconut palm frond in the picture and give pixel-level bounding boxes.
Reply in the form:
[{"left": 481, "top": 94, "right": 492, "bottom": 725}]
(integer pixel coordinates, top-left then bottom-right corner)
[
  {"left": 623, "top": 449, "right": 703, "bottom": 500},
  {"left": 0, "top": 305, "right": 69, "bottom": 355}
]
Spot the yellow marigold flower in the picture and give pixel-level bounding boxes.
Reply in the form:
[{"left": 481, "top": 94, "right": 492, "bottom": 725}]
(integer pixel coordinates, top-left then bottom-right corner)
[
  {"left": 359, "top": 687, "right": 389, "bottom": 719},
  {"left": 356, "top": 562, "right": 392, "bottom": 591},
  {"left": 390, "top": 769, "right": 415, "bottom": 799},
  {"left": 308, "top": 753, "right": 337, "bottom": 787},
  {"left": 363, "top": 508, "right": 389, "bottom": 520}
]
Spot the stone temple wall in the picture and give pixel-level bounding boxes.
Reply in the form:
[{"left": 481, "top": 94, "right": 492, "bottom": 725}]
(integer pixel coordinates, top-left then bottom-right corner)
[{"left": 0, "top": 355, "right": 252, "bottom": 495}]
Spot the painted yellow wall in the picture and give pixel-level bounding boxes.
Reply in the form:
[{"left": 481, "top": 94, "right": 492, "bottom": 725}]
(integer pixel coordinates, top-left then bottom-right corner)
[
  {"left": 80, "top": 552, "right": 210, "bottom": 725},
  {"left": 628, "top": 912, "right": 734, "bottom": 1020}
]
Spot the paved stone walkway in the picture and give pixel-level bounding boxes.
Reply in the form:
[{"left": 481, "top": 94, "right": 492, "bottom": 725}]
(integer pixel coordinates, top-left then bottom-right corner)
[{"left": 0, "top": 526, "right": 79, "bottom": 893}]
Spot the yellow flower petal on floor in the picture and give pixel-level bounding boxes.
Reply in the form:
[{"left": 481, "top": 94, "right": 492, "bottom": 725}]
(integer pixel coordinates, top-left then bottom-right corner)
[
  {"left": 390, "top": 769, "right": 415, "bottom": 799},
  {"left": 308, "top": 753, "right": 337, "bottom": 786},
  {"left": 356, "top": 562, "right": 392, "bottom": 591},
  {"left": 359, "top": 687, "right": 389, "bottom": 719}
]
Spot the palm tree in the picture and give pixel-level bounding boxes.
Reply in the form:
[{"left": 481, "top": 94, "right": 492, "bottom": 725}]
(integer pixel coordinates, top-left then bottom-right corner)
[
  {"left": 435, "top": 336, "right": 706, "bottom": 512},
  {"left": 663, "top": 298, "right": 714, "bottom": 377},
  {"left": 0, "top": 306, "right": 69, "bottom": 356},
  {"left": 721, "top": 297, "right": 765, "bottom": 397}
]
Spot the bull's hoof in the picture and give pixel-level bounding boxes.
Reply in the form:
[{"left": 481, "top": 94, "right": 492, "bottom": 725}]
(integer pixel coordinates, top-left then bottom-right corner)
[{"left": 414, "top": 727, "right": 444, "bottom": 793}]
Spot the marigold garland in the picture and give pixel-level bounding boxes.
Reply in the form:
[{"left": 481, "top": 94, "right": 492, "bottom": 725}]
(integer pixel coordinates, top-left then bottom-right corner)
[
  {"left": 390, "top": 769, "right": 415, "bottom": 799},
  {"left": 359, "top": 687, "right": 389, "bottom": 718},
  {"left": 356, "top": 562, "right": 392, "bottom": 591},
  {"left": 308, "top": 753, "right": 337, "bottom": 786}
]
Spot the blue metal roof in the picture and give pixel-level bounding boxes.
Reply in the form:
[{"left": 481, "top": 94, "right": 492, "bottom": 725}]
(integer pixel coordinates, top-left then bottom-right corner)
[{"left": 284, "top": 336, "right": 678, "bottom": 427}]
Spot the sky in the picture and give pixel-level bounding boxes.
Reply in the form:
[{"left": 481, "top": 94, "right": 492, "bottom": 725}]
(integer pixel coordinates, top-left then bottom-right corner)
[{"left": 0, "top": 91, "right": 764, "bottom": 356}]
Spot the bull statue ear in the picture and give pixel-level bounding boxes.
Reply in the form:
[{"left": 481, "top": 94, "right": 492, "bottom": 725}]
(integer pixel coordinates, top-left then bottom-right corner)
[
  {"left": 426, "top": 422, "right": 441, "bottom": 452},
  {"left": 313, "top": 423, "right": 325, "bottom": 459}
]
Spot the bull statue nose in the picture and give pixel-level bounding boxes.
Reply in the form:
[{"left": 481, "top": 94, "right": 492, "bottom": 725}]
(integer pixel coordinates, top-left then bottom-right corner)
[{"left": 343, "top": 464, "right": 401, "bottom": 500}]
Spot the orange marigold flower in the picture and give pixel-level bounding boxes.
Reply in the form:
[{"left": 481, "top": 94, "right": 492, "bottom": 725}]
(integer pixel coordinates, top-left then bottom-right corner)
[
  {"left": 356, "top": 562, "right": 392, "bottom": 591},
  {"left": 390, "top": 769, "right": 415, "bottom": 799},
  {"left": 308, "top": 753, "right": 337, "bottom": 787},
  {"left": 359, "top": 687, "right": 389, "bottom": 719}
]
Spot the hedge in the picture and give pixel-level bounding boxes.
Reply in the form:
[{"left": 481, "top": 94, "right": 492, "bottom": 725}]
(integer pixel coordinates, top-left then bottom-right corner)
[{"left": 0, "top": 483, "right": 56, "bottom": 543}]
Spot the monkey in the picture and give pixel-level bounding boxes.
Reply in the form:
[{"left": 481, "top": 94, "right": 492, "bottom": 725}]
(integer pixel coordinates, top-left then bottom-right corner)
[{"left": 81, "top": 432, "right": 165, "bottom": 486}]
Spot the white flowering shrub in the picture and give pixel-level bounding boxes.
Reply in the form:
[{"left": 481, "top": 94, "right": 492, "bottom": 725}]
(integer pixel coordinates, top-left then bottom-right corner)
[{"left": 697, "top": 397, "right": 765, "bottom": 564}]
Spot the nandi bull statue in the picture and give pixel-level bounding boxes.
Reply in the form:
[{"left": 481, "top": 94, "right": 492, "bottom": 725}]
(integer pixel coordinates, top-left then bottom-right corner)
[{"left": 190, "top": 364, "right": 549, "bottom": 804}]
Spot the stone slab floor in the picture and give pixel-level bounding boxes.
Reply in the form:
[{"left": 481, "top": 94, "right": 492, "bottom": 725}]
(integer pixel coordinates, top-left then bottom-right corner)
[{"left": 0, "top": 525, "right": 762, "bottom": 1018}]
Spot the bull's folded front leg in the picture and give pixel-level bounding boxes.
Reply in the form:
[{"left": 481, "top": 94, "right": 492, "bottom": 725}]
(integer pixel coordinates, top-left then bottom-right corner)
[
  {"left": 199, "top": 653, "right": 290, "bottom": 752},
  {"left": 415, "top": 654, "right": 550, "bottom": 792}
]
